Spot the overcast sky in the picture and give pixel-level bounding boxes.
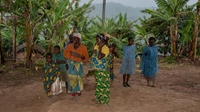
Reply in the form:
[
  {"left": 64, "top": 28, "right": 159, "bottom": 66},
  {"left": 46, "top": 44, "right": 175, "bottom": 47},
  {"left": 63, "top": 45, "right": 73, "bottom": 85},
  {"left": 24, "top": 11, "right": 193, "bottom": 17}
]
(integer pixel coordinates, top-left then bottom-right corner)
[{"left": 80, "top": 0, "right": 197, "bottom": 7}]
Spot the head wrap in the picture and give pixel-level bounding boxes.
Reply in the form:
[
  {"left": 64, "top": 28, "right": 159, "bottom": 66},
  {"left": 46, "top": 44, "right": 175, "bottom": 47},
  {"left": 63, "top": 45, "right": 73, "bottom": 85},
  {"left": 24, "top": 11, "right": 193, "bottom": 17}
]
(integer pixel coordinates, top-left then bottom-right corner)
[
  {"left": 96, "top": 33, "right": 109, "bottom": 43},
  {"left": 73, "top": 33, "right": 82, "bottom": 40}
]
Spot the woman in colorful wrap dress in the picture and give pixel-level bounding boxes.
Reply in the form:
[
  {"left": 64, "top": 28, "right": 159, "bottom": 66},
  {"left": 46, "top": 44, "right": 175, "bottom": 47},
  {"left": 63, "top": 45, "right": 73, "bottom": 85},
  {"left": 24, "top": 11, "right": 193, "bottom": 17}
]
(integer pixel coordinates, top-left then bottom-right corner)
[
  {"left": 119, "top": 37, "right": 135, "bottom": 87},
  {"left": 43, "top": 53, "right": 62, "bottom": 97},
  {"left": 64, "top": 33, "right": 89, "bottom": 98},
  {"left": 140, "top": 37, "right": 158, "bottom": 87},
  {"left": 90, "top": 34, "right": 111, "bottom": 105}
]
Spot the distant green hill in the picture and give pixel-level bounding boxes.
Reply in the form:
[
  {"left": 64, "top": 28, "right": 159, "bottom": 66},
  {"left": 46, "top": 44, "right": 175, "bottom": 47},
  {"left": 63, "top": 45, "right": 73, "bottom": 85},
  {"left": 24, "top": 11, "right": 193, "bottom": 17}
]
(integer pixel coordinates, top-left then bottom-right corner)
[{"left": 89, "top": 2, "right": 154, "bottom": 22}]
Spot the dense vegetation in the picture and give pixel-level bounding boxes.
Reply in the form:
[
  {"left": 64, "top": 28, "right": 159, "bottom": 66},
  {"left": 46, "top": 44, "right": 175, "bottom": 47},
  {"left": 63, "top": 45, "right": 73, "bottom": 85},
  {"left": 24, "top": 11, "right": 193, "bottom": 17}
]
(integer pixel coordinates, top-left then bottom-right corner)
[{"left": 0, "top": 0, "right": 199, "bottom": 67}]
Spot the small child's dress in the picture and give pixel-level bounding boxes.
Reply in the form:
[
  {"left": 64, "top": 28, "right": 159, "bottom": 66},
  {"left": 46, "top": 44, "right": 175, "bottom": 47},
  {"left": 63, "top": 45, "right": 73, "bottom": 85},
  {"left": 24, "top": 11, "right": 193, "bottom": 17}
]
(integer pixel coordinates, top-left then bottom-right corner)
[{"left": 43, "top": 62, "right": 62, "bottom": 96}]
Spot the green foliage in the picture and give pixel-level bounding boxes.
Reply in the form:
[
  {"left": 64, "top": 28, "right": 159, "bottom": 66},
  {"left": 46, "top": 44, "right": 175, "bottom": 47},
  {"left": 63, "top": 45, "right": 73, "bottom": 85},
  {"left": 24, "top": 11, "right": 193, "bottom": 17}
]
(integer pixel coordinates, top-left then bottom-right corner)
[
  {"left": 141, "top": 0, "right": 197, "bottom": 58},
  {"left": 1, "top": 0, "right": 199, "bottom": 62},
  {"left": 160, "top": 55, "right": 176, "bottom": 64}
]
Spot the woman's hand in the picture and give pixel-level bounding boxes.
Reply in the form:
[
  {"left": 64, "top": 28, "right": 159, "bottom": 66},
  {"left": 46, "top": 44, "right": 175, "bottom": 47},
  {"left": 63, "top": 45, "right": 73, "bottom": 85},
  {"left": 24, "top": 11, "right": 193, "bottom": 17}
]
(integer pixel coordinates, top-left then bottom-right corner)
[
  {"left": 70, "top": 51, "right": 85, "bottom": 60},
  {"left": 93, "top": 50, "right": 97, "bottom": 54},
  {"left": 56, "top": 60, "right": 66, "bottom": 64}
]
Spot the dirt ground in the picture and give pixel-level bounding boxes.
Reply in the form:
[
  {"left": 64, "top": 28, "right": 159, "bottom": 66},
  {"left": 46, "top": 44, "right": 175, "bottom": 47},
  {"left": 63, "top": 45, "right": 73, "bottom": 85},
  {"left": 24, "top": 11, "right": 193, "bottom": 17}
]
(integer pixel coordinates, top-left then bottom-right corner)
[{"left": 0, "top": 61, "right": 200, "bottom": 112}]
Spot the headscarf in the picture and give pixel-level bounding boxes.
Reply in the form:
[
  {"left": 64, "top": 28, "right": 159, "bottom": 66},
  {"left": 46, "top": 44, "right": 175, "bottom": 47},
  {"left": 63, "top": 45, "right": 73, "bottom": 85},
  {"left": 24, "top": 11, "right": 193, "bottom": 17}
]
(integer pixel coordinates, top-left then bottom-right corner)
[
  {"left": 73, "top": 33, "right": 82, "bottom": 40},
  {"left": 96, "top": 33, "right": 109, "bottom": 44}
]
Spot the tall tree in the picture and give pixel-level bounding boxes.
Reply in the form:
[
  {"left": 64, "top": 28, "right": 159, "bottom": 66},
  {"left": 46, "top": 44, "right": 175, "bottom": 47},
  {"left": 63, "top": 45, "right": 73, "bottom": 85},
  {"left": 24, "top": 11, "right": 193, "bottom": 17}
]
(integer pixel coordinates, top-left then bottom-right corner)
[
  {"left": 190, "top": 0, "right": 200, "bottom": 59},
  {"left": 25, "top": 1, "right": 31, "bottom": 67},
  {"left": 142, "top": 0, "right": 189, "bottom": 59},
  {"left": 0, "top": 13, "right": 6, "bottom": 64}
]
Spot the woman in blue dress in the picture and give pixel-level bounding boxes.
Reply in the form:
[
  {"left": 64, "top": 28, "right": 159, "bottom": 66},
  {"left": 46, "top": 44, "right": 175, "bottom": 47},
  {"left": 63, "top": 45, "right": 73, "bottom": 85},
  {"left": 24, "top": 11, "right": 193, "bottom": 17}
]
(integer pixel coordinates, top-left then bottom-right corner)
[
  {"left": 119, "top": 37, "right": 135, "bottom": 87},
  {"left": 140, "top": 37, "right": 158, "bottom": 87}
]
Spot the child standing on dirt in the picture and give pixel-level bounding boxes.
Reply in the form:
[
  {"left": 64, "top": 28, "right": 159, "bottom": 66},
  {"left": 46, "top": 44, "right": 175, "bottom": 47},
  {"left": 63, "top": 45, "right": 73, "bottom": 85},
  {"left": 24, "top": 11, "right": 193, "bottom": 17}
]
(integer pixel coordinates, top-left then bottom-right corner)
[
  {"left": 109, "top": 43, "right": 118, "bottom": 87},
  {"left": 53, "top": 45, "right": 68, "bottom": 91},
  {"left": 119, "top": 37, "right": 136, "bottom": 87},
  {"left": 43, "top": 53, "right": 62, "bottom": 97}
]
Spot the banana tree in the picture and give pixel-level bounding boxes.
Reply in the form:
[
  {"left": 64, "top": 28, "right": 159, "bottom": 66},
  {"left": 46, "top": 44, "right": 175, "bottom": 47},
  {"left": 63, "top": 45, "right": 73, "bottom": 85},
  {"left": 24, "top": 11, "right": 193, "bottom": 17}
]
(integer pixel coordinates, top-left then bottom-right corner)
[
  {"left": 83, "top": 13, "right": 135, "bottom": 57},
  {"left": 71, "top": 0, "right": 94, "bottom": 33},
  {"left": 142, "top": 0, "right": 190, "bottom": 59},
  {"left": 190, "top": 0, "right": 200, "bottom": 59},
  {"left": 178, "top": 20, "right": 193, "bottom": 56},
  {"left": 0, "top": 13, "right": 5, "bottom": 64},
  {"left": 42, "top": 0, "right": 94, "bottom": 52},
  {"left": 134, "top": 18, "right": 155, "bottom": 56}
]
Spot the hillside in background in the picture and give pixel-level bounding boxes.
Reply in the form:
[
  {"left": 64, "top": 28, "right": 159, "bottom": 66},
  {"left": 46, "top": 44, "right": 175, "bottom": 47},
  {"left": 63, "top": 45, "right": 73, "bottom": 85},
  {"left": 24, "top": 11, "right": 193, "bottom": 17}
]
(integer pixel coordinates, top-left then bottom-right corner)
[{"left": 88, "top": 2, "right": 155, "bottom": 22}]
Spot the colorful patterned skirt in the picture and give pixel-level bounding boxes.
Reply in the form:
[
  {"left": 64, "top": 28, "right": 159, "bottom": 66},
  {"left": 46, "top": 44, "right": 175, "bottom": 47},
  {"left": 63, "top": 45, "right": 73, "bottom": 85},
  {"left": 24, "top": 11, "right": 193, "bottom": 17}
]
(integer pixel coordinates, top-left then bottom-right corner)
[
  {"left": 95, "top": 70, "right": 110, "bottom": 104},
  {"left": 67, "top": 60, "right": 83, "bottom": 95}
]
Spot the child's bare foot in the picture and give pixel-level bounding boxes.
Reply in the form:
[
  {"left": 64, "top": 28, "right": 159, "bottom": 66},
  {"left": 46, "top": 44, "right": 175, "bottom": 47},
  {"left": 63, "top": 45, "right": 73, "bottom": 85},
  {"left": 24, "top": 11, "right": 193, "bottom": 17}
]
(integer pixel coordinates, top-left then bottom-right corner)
[
  {"left": 123, "top": 83, "right": 127, "bottom": 87},
  {"left": 126, "top": 83, "right": 131, "bottom": 87}
]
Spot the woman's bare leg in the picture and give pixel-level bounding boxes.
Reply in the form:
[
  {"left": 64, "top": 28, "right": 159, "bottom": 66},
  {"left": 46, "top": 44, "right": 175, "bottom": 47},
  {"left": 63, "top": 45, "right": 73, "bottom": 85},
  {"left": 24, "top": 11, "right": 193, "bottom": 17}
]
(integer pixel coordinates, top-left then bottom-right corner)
[
  {"left": 123, "top": 74, "right": 126, "bottom": 87},
  {"left": 126, "top": 74, "right": 131, "bottom": 87},
  {"left": 144, "top": 76, "right": 150, "bottom": 86},
  {"left": 151, "top": 76, "right": 156, "bottom": 87}
]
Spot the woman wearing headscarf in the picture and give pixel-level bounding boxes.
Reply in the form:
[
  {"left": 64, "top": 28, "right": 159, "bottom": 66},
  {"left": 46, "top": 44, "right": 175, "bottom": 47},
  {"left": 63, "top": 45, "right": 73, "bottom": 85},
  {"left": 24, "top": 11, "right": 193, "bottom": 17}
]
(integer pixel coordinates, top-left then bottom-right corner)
[
  {"left": 90, "top": 33, "right": 111, "bottom": 105},
  {"left": 140, "top": 37, "right": 158, "bottom": 87},
  {"left": 64, "top": 33, "right": 89, "bottom": 98}
]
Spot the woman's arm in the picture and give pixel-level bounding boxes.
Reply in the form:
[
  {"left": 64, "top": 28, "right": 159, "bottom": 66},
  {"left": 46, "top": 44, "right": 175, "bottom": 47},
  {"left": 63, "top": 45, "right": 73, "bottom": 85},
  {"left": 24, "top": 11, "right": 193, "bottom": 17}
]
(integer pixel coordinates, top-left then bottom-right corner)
[
  {"left": 64, "top": 44, "right": 71, "bottom": 59},
  {"left": 98, "top": 46, "right": 106, "bottom": 59}
]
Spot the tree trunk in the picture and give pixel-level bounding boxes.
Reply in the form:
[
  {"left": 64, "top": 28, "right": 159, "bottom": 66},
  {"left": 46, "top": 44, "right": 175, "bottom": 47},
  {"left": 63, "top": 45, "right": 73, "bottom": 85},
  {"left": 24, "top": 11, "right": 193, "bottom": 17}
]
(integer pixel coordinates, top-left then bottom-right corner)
[
  {"left": 48, "top": 29, "right": 54, "bottom": 53},
  {"left": 0, "top": 13, "right": 6, "bottom": 64},
  {"left": 73, "top": 26, "right": 76, "bottom": 33},
  {"left": 25, "top": 2, "right": 31, "bottom": 67},
  {"left": 13, "top": 25, "right": 16, "bottom": 62},
  {"left": 174, "top": 20, "right": 178, "bottom": 58},
  {"left": 190, "top": 0, "right": 200, "bottom": 60},
  {"left": 170, "top": 22, "right": 177, "bottom": 59}
]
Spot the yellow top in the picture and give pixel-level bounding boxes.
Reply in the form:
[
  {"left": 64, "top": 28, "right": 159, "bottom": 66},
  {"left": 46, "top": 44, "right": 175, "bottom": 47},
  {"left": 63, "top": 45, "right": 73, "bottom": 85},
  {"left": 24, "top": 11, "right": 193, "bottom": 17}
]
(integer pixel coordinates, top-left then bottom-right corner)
[{"left": 94, "top": 45, "right": 109, "bottom": 57}]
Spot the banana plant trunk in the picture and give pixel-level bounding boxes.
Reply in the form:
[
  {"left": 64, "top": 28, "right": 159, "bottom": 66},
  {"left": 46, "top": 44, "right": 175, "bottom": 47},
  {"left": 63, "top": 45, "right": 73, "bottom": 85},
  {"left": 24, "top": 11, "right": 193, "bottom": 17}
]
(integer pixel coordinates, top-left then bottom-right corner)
[
  {"left": 48, "top": 29, "right": 54, "bottom": 53},
  {"left": 170, "top": 21, "right": 178, "bottom": 59},
  {"left": 0, "top": 13, "right": 5, "bottom": 64},
  {"left": 73, "top": 26, "right": 76, "bottom": 33},
  {"left": 190, "top": 0, "right": 200, "bottom": 60},
  {"left": 13, "top": 25, "right": 16, "bottom": 62},
  {"left": 0, "top": 32, "right": 5, "bottom": 64},
  {"left": 25, "top": 2, "right": 31, "bottom": 67}
]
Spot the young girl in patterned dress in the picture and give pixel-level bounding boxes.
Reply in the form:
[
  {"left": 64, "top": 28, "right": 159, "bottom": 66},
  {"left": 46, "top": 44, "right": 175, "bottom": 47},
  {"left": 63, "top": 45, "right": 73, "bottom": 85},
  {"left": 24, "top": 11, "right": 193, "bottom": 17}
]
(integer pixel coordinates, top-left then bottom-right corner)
[{"left": 43, "top": 53, "right": 62, "bottom": 97}]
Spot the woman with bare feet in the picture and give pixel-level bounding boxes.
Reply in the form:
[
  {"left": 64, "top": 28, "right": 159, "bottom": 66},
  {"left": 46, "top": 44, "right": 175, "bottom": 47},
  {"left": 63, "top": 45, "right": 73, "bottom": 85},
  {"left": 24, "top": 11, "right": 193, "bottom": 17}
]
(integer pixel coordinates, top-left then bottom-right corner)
[
  {"left": 140, "top": 37, "right": 158, "bottom": 87},
  {"left": 119, "top": 37, "right": 136, "bottom": 87}
]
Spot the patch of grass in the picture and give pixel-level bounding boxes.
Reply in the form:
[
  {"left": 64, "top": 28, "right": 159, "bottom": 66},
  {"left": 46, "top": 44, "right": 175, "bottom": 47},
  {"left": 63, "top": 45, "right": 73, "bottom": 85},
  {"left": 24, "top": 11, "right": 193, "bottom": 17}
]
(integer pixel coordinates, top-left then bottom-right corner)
[{"left": 160, "top": 56, "right": 176, "bottom": 64}]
